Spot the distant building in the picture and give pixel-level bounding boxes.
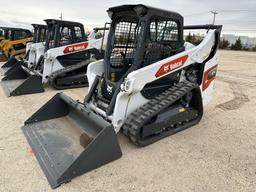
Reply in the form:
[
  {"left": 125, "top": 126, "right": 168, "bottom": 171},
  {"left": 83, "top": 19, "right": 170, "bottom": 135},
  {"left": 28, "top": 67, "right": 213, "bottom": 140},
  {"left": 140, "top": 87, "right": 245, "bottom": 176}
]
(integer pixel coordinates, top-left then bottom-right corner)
[{"left": 222, "top": 34, "right": 256, "bottom": 48}]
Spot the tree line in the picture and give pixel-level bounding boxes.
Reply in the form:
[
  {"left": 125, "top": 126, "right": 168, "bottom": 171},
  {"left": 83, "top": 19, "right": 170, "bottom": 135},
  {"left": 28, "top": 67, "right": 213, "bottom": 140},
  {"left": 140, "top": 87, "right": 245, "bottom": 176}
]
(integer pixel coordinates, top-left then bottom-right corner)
[{"left": 185, "top": 32, "right": 256, "bottom": 51}]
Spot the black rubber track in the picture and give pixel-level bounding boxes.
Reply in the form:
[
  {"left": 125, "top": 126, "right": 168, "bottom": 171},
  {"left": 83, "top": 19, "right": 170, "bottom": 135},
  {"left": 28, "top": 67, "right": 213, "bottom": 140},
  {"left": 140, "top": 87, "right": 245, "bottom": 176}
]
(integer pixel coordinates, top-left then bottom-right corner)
[
  {"left": 122, "top": 81, "right": 203, "bottom": 146},
  {"left": 48, "top": 59, "right": 93, "bottom": 90}
]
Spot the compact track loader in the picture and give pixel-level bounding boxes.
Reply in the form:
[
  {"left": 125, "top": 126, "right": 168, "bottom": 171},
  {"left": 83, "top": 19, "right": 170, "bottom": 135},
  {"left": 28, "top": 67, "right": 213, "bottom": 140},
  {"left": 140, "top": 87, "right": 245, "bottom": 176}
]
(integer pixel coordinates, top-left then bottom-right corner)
[
  {"left": 1, "top": 24, "right": 47, "bottom": 75},
  {"left": 1, "top": 19, "right": 108, "bottom": 96},
  {"left": 0, "top": 27, "right": 32, "bottom": 62},
  {"left": 22, "top": 4, "right": 222, "bottom": 189}
]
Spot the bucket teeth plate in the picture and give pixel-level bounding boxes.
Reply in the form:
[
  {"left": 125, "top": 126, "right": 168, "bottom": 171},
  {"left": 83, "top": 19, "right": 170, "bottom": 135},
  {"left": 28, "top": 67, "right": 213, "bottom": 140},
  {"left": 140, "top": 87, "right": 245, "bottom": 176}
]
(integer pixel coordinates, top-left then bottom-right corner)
[{"left": 22, "top": 93, "right": 122, "bottom": 188}]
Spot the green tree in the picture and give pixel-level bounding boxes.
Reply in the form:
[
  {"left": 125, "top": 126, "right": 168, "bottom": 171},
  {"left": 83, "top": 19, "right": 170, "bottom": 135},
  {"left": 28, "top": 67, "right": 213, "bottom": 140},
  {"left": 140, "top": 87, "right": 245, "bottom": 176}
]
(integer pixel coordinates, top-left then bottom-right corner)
[
  {"left": 185, "top": 32, "right": 192, "bottom": 42},
  {"left": 95, "top": 32, "right": 103, "bottom": 39},
  {"left": 191, "top": 34, "right": 197, "bottom": 44},
  {"left": 219, "top": 38, "right": 230, "bottom": 49},
  {"left": 231, "top": 38, "right": 243, "bottom": 50},
  {"left": 186, "top": 33, "right": 203, "bottom": 45},
  {"left": 252, "top": 45, "right": 256, "bottom": 52}
]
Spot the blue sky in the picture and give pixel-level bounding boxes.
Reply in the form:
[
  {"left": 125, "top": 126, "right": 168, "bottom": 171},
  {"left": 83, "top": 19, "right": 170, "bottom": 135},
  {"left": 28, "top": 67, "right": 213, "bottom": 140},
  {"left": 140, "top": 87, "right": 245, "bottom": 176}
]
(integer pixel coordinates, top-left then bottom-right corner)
[{"left": 0, "top": 0, "right": 255, "bottom": 36}]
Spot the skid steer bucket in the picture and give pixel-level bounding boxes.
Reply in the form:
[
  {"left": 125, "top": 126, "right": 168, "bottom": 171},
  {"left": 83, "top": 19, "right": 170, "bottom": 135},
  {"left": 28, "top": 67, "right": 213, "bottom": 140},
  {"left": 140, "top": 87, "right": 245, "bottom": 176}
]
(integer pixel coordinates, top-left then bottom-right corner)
[
  {"left": 1, "top": 65, "right": 44, "bottom": 97},
  {"left": 0, "top": 56, "right": 19, "bottom": 74},
  {"left": 2, "top": 60, "right": 25, "bottom": 76},
  {"left": 22, "top": 93, "right": 122, "bottom": 189}
]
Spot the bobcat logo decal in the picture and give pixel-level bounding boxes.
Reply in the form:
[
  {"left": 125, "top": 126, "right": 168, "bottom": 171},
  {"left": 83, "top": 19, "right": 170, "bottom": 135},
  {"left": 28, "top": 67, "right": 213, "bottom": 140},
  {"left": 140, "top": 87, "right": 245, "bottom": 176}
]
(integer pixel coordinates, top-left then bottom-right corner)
[{"left": 107, "top": 85, "right": 113, "bottom": 95}]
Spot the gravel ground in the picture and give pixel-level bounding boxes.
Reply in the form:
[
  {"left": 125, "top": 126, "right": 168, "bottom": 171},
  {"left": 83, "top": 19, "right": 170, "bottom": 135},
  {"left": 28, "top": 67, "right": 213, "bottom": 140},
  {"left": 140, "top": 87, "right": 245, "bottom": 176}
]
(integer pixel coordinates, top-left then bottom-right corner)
[{"left": 0, "top": 50, "right": 255, "bottom": 192}]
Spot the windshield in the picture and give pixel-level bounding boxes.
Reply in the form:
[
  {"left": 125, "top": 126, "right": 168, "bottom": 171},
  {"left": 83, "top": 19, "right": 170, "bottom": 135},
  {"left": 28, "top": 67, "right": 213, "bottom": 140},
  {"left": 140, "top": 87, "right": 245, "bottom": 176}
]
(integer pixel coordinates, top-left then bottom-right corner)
[
  {"left": 109, "top": 18, "right": 140, "bottom": 68},
  {"left": 150, "top": 19, "right": 178, "bottom": 43},
  {"left": 45, "top": 24, "right": 56, "bottom": 51},
  {"left": 143, "top": 18, "right": 180, "bottom": 66},
  {"left": 39, "top": 28, "right": 47, "bottom": 42}
]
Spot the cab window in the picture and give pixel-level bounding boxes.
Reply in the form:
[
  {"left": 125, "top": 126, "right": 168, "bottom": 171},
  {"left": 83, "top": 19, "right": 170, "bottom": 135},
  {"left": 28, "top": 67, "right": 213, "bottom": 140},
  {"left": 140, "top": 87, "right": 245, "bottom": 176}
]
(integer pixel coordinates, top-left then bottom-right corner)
[
  {"left": 143, "top": 18, "right": 180, "bottom": 66},
  {"left": 150, "top": 19, "right": 178, "bottom": 42},
  {"left": 59, "top": 26, "right": 73, "bottom": 46},
  {"left": 13, "top": 30, "right": 30, "bottom": 40}
]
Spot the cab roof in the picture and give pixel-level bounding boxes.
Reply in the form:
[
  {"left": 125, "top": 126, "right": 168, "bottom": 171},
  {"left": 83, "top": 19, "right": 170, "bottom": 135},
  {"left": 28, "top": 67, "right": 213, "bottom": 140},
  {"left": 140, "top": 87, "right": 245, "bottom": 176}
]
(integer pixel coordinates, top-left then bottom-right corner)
[
  {"left": 0, "top": 26, "right": 31, "bottom": 31},
  {"left": 107, "top": 4, "right": 183, "bottom": 22},
  {"left": 44, "top": 19, "right": 83, "bottom": 27},
  {"left": 31, "top": 24, "right": 47, "bottom": 28}
]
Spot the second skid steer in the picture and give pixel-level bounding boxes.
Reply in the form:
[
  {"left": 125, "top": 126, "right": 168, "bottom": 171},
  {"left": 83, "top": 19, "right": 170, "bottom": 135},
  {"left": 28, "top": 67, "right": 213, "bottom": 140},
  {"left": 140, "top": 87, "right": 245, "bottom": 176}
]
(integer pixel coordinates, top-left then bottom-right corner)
[
  {"left": 22, "top": 4, "right": 222, "bottom": 189},
  {"left": 1, "top": 24, "right": 48, "bottom": 75},
  {"left": 1, "top": 19, "right": 109, "bottom": 96},
  {"left": 0, "top": 27, "right": 32, "bottom": 62}
]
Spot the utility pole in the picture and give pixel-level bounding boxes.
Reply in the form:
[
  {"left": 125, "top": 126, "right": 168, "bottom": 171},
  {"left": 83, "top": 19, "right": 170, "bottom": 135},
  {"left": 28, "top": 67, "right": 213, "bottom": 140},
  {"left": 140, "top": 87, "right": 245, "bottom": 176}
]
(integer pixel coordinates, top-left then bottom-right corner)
[
  {"left": 211, "top": 11, "right": 218, "bottom": 24},
  {"left": 59, "top": 13, "right": 63, "bottom": 20}
]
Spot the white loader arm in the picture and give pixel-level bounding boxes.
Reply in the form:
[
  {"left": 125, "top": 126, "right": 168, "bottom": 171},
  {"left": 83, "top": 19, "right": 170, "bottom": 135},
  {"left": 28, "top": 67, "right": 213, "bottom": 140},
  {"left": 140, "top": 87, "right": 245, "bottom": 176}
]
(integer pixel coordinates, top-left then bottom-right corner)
[
  {"left": 88, "top": 28, "right": 109, "bottom": 49},
  {"left": 122, "top": 30, "right": 216, "bottom": 94},
  {"left": 87, "top": 30, "right": 96, "bottom": 40},
  {"left": 25, "top": 42, "right": 33, "bottom": 53}
]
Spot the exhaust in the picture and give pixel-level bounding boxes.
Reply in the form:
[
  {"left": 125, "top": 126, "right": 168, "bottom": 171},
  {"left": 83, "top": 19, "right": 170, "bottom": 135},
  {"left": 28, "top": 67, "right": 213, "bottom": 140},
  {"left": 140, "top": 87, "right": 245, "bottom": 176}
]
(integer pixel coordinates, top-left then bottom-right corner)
[{"left": 22, "top": 93, "right": 122, "bottom": 189}]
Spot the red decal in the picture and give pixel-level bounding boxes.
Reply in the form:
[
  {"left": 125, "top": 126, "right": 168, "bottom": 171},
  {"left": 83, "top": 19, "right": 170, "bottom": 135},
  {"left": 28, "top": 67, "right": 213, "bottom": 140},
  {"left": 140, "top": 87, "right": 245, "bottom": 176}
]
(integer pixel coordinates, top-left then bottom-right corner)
[
  {"left": 27, "top": 148, "right": 34, "bottom": 156},
  {"left": 155, "top": 55, "right": 188, "bottom": 78},
  {"left": 202, "top": 65, "right": 218, "bottom": 91},
  {"left": 63, "top": 42, "right": 89, "bottom": 54}
]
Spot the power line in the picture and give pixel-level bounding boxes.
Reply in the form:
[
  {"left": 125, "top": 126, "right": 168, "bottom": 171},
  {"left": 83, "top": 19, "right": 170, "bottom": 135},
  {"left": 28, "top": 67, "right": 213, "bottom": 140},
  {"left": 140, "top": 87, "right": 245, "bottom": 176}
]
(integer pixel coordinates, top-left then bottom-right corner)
[
  {"left": 184, "top": 11, "right": 210, "bottom": 17},
  {"left": 185, "top": 9, "right": 256, "bottom": 18},
  {"left": 219, "top": 10, "right": 256, "bottom": 13},
  {"left": 223, "top": 29, "right": 256, "bottom": 32}
]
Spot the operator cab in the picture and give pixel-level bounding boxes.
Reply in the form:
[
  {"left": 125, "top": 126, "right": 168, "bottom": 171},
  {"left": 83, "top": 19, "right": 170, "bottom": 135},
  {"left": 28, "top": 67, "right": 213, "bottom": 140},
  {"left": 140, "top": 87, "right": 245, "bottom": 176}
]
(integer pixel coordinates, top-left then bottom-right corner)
[
  {"left": 0, "top": 27, "right": 32, "bottom": 41},
  {"left": 44, "top": 19, "right": 86, "bottom": 51},
  {"left": 31, "top": 24, "right": 47, "bottom": 43},
  {"left": 105, "top": 4, "right": 184, "bottom": 83},
  {"left": 6, "top": 28, "right": 32, "bottom": 41},
  {"left": 99, "top": 4, "right": 184, "bottom": 103}
]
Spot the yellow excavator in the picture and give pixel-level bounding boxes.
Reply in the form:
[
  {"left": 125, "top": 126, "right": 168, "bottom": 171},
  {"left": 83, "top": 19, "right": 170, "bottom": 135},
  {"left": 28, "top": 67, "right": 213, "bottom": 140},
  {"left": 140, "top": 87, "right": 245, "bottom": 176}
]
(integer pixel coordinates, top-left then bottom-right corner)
[{"left": 0, "top": 27, "right": 32, "bottom": 62}]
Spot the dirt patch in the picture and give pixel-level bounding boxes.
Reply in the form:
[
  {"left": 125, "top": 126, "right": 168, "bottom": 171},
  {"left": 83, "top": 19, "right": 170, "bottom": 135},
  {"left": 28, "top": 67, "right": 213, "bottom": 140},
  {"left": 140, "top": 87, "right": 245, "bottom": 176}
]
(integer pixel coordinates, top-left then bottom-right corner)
[{"left": 217, "top": 82, "right": 250, "bottom": 111}]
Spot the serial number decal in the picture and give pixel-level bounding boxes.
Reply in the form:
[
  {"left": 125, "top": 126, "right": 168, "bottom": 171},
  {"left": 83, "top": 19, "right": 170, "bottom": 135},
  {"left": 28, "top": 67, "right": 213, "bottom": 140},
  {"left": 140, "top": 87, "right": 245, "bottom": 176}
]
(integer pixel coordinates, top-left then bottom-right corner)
[
  {"left": 155, "top": 55, "right": 188, "bottom": 78},
  {"left": 63, "top": 42, "right": 89, "bottom": 54}
]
